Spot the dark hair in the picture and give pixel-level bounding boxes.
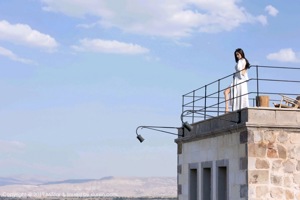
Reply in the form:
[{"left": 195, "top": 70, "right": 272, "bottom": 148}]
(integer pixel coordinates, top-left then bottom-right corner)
[{"left": 234, "top": 48, "right": 250, "bottom": 69}]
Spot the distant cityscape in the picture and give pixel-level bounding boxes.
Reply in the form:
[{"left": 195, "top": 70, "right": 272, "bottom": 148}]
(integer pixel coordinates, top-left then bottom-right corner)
[{"left": 0, "top": 198, "right": 176, "bottom": 200}]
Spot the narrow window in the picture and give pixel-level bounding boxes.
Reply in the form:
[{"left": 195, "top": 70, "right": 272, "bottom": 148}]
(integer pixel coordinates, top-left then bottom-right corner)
[
  {"left": 189, "top": 163, "right": 198, "bottom": 200},
  {"left": 216, "top": 159, "right": 229, "bottom": 200},
  {"left": 201, "top": 161, "right": 212, "bottom": 200},
  {"left": 218, "top": 167, "right": 227, "bottom": 200},
  {"left": 202, "top": 168, "right": 211, "bottom": 200}
]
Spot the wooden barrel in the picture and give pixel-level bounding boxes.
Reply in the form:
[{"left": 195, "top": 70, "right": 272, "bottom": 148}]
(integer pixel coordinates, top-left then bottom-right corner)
[{"left": 256, "top": 96, "right": 269, "bottom": 107}]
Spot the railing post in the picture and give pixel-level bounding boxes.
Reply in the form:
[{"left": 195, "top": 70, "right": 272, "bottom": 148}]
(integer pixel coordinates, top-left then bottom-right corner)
[
  {"left": 256, "top": 65, "right": 260, "bottom": 107},
  {"left": 182, "top": 94, "right": 184, "bottom": 119},
  {"left": 204, "top": 85, "right": 207, "bottom": 120},
  {"left": 217, "top": 79, "right": 220, "bottom": 116},
  {"left": 192, "top": 90, "right": 195, "bottom": 123}
]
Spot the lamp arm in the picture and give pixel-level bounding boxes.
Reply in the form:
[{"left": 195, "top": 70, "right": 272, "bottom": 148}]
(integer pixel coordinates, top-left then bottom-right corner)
[{"left": 136, "top": 126, "right": 182, "bottom": 136}]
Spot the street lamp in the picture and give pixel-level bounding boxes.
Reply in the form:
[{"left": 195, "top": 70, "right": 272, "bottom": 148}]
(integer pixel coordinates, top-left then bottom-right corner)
[
  {"left": 136, "top": 126, "right": 184, "bottom": 143},
  {"left": 180, "top": 110, "right": 194, "bottom": 132}
]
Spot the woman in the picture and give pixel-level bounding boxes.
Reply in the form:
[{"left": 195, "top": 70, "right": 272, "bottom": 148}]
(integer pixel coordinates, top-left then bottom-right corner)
[{"left": 224, "top": 48, "right": 250, "bottom": 112}]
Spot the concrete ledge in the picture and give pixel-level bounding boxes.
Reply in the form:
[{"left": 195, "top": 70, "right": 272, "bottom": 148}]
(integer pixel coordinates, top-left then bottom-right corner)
[{"left": 176, "top": 107, "right": 300, "bottom": 143}]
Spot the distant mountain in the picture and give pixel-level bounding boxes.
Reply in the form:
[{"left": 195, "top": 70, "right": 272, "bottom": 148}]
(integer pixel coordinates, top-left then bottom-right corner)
[
  {"left": 0, "top": 176, "right": 177, "bottom": 198},
  {"left": 0, "top": 176, "right": 45, "bottom": 186},
  {"left": 0, "top": 177, "right": 22, "bottom": 186},
  {"left": 42, "top": 178, "right": 97, "bottom": 185}
]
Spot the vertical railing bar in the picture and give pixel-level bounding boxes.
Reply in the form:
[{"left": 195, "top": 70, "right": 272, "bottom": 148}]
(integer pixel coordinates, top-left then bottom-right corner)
[
  {"left": 204, "top": 85, "right": 207, "bottom": 120},
  {"left": 182, "top": 94, "right": 185, "bottom": 122},
  {"left": 256, "top": 65, "right": 260, "bottom": 107},
  {"left": 217, "top": 79, "right": 220, "bottom": 116}
]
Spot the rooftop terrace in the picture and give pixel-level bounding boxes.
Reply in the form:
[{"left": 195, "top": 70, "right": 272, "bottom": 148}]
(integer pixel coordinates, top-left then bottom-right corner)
[{"left": 181, "top": 65, "right": 300, "bottom": 124}]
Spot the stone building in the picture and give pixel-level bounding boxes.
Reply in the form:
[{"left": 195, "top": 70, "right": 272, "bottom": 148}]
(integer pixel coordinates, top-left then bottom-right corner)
[{"left": 176, "top": 107, "right": 300, "bottom": 200}]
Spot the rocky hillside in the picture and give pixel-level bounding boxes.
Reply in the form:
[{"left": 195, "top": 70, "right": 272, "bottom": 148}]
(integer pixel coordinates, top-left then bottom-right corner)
[{"left": 0, "top": 177, "right": 176, "bottom": 198}]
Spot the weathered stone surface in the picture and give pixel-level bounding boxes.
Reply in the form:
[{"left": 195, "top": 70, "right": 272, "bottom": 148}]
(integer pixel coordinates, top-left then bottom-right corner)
[
  {"left": 277, "top": 144, "right": 287, "bottom": 159},
  {"left": 284, "top": 177, "right": 293, "bottom": 187},
  {"left": 283, "top": 160, "right": 295, "bottom": 173},
  {"left": 295, "top": 146, "right": 300, "bottom": 160},
  {"left": 293, "top": 173, "right": 300, "bottom": 185},
  {"left": 271, "top": 175, "right": 282, "bottom": 186},
  {"left": 290, "top": 134, "right": 300, "bottom": 144},
  {"left": 267, "top": 148, "right": 278, "bottom": 158},
  {"left": 253, "top": 131, "right": 262, "bottom": 143},
  {"left": 264, "top": 130, "right": 276, "bottom": 143},
  {"left": 296, "top": 192, "right": 300, "bottom": 200},
  {"left": 248, "top": 143, "right": 267, "bottom": 157},
  {"left": 272, "top": 160, "right": 282, "bottom": 171},
  {"left": 297, "top": 161, "right": 300, "bottom": 171},
  {"left": 249, "top": 170, "right": 269, "bottom": 184},
  {"left": 256, "top": 186, "right": 269, "bottom": 198},
  {"left": 255, "top": 159, "right": 269, "bottom": 169},
  {"left": 277, "top": 131, "right": 289, "bottom": 143},
  {"left": 270, "top": 187, "right": 283, "bottom": 199},
  {"left": 285, "top": 189, "right": 294, "bottom": 200}
]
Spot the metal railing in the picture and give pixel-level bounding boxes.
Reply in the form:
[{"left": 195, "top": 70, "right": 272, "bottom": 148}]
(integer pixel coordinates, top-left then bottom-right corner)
[{"left": 182, "top": 65, "right": 300, "bottom": 123}]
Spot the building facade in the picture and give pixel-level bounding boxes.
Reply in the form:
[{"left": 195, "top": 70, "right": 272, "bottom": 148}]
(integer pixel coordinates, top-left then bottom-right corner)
[{"left": 176, "top": 107, "right": 300, "bottom": 200}]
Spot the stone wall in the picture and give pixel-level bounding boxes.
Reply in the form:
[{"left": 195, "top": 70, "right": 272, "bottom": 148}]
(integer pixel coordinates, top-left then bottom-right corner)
[{"left": 248, "top": 128, "right": 300, "bottom": 200}]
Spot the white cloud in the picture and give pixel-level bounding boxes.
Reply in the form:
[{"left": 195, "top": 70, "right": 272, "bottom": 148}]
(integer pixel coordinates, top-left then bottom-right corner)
[
  {"left": 267, "top": 48, "right": 300, "bottom": 63},
  {"left": 41, "top": 0, "right": 267, "bottom": 38},
  {"left": 265, "top": 5, "right": 279, "bottom": 17},
  {"left": 256, "top": 15, "right": 268, "bottom": 26},
  {"left": 72, "top": 38, "right": 149, "bottom": 54},
  {"left": 0, "top": 46, "right": 36, "bottom": 65},
  {"left": 0, "top": 140, "right": 25, "bottom": 152},
  {"left": 0, "top": 20, "right": 58, "bottom": 51}
]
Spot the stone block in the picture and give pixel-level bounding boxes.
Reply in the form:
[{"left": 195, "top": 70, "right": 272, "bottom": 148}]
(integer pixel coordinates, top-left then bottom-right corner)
[
  {"left": 284, "top": 177, "right": 293, "bottom": 188},
  {"left": 253, "top": 131, "right": 263, "bottom": 143},
  {"left": 293, "top": 173, "right": 300, "bottom": 185},
  {"left": 277, "top": 131, "right": 289, "bottom": 143},
  {"left": 296, "top": 192, "right": 300, "bottom": 200},
  {"left": 249, "top": 170, "right": 269, "bottom": 184},
  {"left": 270, "top": 187, "right": 284, "bottom": 199},
  {"left": 297, "top": 161, "right": 300, "bottom": 171},
  {"left": 264, "top": 130, "right": 276, "bottom": 143},
  {"left": 290, "top": 134, "right": 300, "bottom": 144},
  {"left": 277, "top": 144, "right": 287, "bottom": 159},
  {"left": 276, "top": 110, "right": 297, "bottom": 124},
  {"left": 271, "top": 174, "right": 282, "bottom": 186},
  {"left": 267, "top": 148, "right": 278, "bottom": 158},
  {"left": 256, "top": 186, "right": 269, "bottom": 198},
  {"left": 272, "top": 160, "right": 282, "bottom": 171},
  {"left": 248, "top": 109, "right": 276, "bottom": 124},
  {"left": 248, "top": 143, "right": 267, "bottom": 157},
  {"left": 255, "top": 158, "right": 269, "bottom": 169},
  {"left": 283, "top": 160, "right": 296, "bottom": 173},
  {"left": 285, "top": 189, "right": 294, "bottom": 200}
]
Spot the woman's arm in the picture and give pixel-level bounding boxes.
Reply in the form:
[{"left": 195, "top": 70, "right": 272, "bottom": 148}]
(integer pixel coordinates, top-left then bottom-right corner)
[{"left": 237, "top": 58, "right": 246, "bottom": 71}]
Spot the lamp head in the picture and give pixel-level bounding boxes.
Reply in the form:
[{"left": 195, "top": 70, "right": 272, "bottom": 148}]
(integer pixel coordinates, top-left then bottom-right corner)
[
  {"left": 136, "top": 134, "right": 145, "bottom": 143},
  {"left": 183, "top": 121, "right": 193, "bottom": 132}
]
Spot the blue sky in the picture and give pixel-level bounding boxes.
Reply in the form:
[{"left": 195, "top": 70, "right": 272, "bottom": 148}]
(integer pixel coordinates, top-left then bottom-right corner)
[{"left": 0, "top": 0, "right": 299, "bottom": 180}]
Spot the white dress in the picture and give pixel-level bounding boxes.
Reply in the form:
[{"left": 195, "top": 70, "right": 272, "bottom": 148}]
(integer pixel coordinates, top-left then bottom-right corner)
[{"left": 231, "top": 58, "right": 249, "bottom": 111}]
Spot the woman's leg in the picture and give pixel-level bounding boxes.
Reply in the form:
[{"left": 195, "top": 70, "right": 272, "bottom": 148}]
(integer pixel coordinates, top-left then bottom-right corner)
[{"left": 224, "top": 87, "right": 231, "bottom": 113}]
